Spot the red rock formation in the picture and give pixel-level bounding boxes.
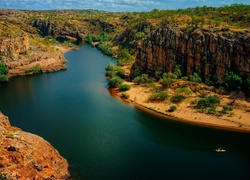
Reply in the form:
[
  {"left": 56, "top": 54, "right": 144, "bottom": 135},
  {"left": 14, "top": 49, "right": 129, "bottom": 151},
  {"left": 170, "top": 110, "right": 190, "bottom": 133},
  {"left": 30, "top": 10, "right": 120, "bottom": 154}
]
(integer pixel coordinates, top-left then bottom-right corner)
[
  {"left": 0, "top": 35, "right": 67, "bottom": 77},
  {"left": 131, "top": 25, "right": 250, "bottom": 84},
  {"left": 0, "top": 113, "right": 70, "bottom": 180}
]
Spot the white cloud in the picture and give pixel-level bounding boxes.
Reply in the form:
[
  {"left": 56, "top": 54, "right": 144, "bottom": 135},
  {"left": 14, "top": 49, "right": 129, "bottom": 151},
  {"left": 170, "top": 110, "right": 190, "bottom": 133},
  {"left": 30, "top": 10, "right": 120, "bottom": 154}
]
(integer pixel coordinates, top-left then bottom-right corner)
[{"left": 0, "top": 0, "right": 248, "bottom": 11}]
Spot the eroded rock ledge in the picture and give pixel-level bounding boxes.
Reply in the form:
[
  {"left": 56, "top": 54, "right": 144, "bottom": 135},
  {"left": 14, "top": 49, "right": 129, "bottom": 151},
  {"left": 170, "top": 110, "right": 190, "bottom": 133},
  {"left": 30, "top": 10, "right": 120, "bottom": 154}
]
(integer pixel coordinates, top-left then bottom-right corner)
[
  {"left": 0, "top": 113, "right": 70, "bottom": 180},
  {"left": 0, "top": 35, "right": 67, "bottom": 77}
]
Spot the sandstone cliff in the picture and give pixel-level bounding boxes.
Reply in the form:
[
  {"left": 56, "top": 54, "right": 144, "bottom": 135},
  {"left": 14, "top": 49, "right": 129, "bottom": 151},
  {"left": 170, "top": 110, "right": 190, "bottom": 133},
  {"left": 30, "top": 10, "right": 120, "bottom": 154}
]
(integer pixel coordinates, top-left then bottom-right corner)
[
  {"left": 0, "top": 113, "right": 70, "bottom": 179},
  {"left": 32, "top": 19, "right": 87, "bottom": 43},
  {"left": 0, "top": 35, "right": 67, "bottom": 77},
  {"left": 131, "top": 25, "right": 250, "bottom": 84}
]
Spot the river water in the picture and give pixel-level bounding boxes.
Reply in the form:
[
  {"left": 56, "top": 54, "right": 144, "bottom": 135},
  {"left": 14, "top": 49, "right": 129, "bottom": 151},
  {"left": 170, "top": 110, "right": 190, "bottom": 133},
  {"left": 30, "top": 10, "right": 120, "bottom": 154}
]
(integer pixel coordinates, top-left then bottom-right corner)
[{"left": 0, "top": 45, "right": 250, "bottom": 179}]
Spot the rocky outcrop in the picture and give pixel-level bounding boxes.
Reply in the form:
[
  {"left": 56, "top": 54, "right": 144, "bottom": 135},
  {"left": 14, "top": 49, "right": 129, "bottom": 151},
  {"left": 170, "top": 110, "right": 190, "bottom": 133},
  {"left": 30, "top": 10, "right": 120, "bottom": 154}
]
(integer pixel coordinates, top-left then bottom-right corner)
[
  {"left": 33, "top": 19, "right": 86, "bottom": 42},
  {"left": 0, "top": 36, "right": 29, "bottom": 57},
  {"left": 115, "top": 21, "right": 151, "bottom": 52},
  {"left": 132, "top": 25, "right": 250, "bottom": 84},
  {"left": 0, "top": 35, "right": 67, "bottom": 77},
  {"left": 0, "top": 113, "right": 70, "bottom": 179}
]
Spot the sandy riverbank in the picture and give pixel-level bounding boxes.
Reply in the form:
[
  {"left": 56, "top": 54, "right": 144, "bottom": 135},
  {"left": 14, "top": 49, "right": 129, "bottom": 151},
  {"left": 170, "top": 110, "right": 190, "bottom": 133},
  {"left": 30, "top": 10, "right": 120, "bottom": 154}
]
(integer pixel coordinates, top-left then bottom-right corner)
[{"left": 110, "top": 81, "right": 250, "bottom": 133}]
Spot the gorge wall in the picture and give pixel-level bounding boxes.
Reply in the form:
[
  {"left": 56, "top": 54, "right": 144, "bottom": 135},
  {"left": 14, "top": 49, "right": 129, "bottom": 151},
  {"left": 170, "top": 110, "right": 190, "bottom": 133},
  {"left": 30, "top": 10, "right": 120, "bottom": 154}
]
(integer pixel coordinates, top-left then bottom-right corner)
[
  {"left": 0, "top": 35, "right": 67, "bottom": 77},
  {"left": 131, "top": 25, "right": 250, "bottom": 84},
  {"left": 0, "top": 113, "right": 70, "bottom": 179}
]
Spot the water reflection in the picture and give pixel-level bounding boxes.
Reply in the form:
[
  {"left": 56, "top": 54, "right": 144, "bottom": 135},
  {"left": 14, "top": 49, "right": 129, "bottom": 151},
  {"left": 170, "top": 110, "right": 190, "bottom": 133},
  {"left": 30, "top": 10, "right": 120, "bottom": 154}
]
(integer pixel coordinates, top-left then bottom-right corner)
[{"left": 0, "top": 45, "right": 250, "bottom": 179}]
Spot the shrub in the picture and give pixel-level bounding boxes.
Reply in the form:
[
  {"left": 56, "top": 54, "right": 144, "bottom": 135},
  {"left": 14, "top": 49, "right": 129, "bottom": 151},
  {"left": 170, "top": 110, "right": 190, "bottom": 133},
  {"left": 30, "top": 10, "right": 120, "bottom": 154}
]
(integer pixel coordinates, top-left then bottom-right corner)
[
  {"left": 197, "top": 96, "right": 220, "bottom": 109},
  {"left": 25, "top": 64, "right": 41, "bottom": 74},
  {"left": 149, "top": 91, "right": 168, "bottom": 101},
  {"left": 105, "top": 63, "right": 125, "bottom": 78},
  {"left": 0, "top": 74, "right": 8, "bottom": 82},
  {"left": 181, "top": 76, "right": 189, "bottom": 81},
  {"left": 173, "top": 64, "right": 182, "bottom": 78},
  {"left": 222, "top": 105, "right": 233, "bottom": 111},
  {"left": 118, "top": 84, "right": 131, "bottom": 91},
  {"left": 108, "top": 76, "right": 123, "bottom": 87},
  {"left": 168, "top": 105, "right": 177, "bottom": 112},
  {"left": 224, "top": 71, "right": 242, "bottom": 90},
  {"left": 177, "top": 87, "right": 193, "bottom": 95},
  {"left": 121, "top": 92, "right": 130, "bottom": 99},
  {"left": 190, "top": 72, "right": 202, "bottom": 83},
  {"left": 171, "top": 94, "right": 186, "bottom": 103},
  {"left": 133, "top": 74, "right": 149, "bottom": 84},
  {"left": 205, "top": 78, "right": 214, "bottom": 86},
  {"left": 148, "top": 82, "right": 157, "bottom": 90},
  {"left": 0, "top": 63, "right": 9, "bottom": 75},
  {"left": 207, "top": 107, "right": 216, "bottom": 114}
]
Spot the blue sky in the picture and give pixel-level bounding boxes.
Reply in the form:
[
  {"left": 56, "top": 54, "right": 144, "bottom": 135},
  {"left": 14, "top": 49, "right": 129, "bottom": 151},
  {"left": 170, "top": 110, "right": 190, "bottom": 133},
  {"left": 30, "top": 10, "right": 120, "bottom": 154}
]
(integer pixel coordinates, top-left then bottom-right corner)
[{"left": 0, "top": 0, "right": 249, "bottom": 12}]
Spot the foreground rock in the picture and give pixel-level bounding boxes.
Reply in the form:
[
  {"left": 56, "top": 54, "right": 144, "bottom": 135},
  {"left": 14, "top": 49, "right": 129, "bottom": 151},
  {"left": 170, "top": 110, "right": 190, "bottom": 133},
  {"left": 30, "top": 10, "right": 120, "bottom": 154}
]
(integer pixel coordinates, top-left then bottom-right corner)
[{"left": 0, "top": 113, "right": 70, "bottom": 179}]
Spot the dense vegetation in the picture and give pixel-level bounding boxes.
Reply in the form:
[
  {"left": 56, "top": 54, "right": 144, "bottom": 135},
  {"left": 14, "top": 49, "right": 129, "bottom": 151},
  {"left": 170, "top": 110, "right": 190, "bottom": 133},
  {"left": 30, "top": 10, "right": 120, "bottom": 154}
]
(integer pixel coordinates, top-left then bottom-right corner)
[
  {"left": 0, "top": 4, "right": 249, "bottom": 92},
  {"left": 0, "top": 63, "right": 9, "bottom": 82}
]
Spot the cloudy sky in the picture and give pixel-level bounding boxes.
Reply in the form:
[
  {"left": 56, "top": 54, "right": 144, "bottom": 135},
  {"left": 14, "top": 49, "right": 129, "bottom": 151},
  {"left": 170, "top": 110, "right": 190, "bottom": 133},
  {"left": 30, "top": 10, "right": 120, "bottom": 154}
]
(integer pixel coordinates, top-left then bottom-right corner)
[{"left": 0, "top": 0, "right": 249, "bottom": 12}]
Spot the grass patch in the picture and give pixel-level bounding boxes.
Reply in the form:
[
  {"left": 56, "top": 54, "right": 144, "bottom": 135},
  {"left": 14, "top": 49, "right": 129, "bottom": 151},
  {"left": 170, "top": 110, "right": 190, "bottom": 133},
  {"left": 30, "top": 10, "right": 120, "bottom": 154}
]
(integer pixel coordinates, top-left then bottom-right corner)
[{"left": 25, "top": 64, "right": 41, "bottom": 74}]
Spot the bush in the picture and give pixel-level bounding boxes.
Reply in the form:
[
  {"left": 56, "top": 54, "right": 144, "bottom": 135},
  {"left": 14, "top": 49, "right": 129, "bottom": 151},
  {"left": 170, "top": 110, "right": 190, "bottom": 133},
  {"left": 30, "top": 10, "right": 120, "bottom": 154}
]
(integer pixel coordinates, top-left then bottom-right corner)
[
  {"left": 25, "top": 64, "right": 41, "bottom": 74},
  {"left": 224, "top": 71, "right": 242, "bottom": 90},
  {"left": 205, "top": 78, "right": 214, "bottom": 86},
  {"left": 177, "top": 87, "right": 193, "bottom": 95},
  {"left": 168, "top": 105, "right": 177, "bottom": 112},
  {"left": 173, "top": 64, "right": 182, "bottom": 78},
  {"left": 197, "top": 96, "right": 220, "bottom": 109},
  {"left": 207, "top": 106, "right": 216, "bottom": 114},
  {"left": 181, "top": 76, "right": 189, "bottom": 81},
  {"left": 133, "top": 74, "right": 149, "bottom": 84},
  {"left": 118, "top": 84, "right": 131, "bottom": 91},
  {"left": 160, "top": 76, "right": 172, "bottom": 87},
  {"left": 148, "top": 82, "right": 157, "bottom": 90},
  {"left": 105, "top": 63, "right": 125, "bottom": 78},
  {"left": 222, "top": 105, "right": 233, "bottom": 111},
  {"left": 190, "top": 72, "right": 202, "bottom": 83},
  {"left": 171, "top": 94, "right": 186, "bottom": 103},
  {"left": 121, "top": 92, "right": 130, "bottom": 99},
  {"left": 149, "top": 91, "right": 168, "bottom": 101},
  {"left": 0, "top": 74, "right": 8, "bottom": 82},
  {"left": 108, "top": 76, "right": 123, "bottom": 87},
  {"left": 0, "top": 63, "right": 9, "bottom": 75}
]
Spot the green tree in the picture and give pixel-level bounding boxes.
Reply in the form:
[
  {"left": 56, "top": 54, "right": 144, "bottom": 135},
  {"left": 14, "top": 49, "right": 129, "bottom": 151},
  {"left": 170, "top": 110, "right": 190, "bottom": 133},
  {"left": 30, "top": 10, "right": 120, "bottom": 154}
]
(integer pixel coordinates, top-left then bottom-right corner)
[
  {"left": 224, "top": 71, "right": 242, "bottom": 90},
  {"left": 85, "top": 33, "right": 93, "bottom": 43},
  {"left": 0, "top": 63, "right": 9, "bottom": 82},
  {"left": 0, "top": 63, "right": 9, "bottom": 75},
  {"left": 108, "top": 76, "right": 123, "bottom": 88}
]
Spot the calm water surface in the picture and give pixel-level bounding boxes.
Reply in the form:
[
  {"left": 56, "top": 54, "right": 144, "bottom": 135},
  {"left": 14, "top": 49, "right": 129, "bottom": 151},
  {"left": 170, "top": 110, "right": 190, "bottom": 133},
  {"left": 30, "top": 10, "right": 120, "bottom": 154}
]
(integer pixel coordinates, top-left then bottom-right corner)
[{"left": 0, "top": 45, "right": 250, "bottom": 179}]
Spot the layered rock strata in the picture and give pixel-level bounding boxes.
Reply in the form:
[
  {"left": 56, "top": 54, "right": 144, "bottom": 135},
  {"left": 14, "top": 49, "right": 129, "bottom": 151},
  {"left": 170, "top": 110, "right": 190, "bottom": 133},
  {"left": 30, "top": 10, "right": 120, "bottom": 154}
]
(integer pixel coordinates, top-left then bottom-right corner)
[
  {"left": 0, "top": 113, "right": 70, "bottom": 180},
  {"left": 132, "top": 25, "right": 250, "bottom": 84},
  {"left": 0, "top": 36, "right": 67, "bottom": 77}
]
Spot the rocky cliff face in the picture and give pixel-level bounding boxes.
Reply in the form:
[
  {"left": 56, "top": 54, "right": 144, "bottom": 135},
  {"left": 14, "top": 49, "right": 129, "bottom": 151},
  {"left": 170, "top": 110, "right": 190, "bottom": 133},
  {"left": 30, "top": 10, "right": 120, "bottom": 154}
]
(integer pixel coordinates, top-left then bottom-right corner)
[
  {"left": 0, "top": 36, "right": 29, "bottom": 57},
  {"left": 0, "top": 113, "right": 70, "bottom": 179},
  {"left": 33, "top": 19, "right": 87, "bottom": 42},
  {"left": 132, "top": 25, "right": 250, "bottom": 84},
  {"left": 0, "top": 35, "right": 67, "bottom": 77}
]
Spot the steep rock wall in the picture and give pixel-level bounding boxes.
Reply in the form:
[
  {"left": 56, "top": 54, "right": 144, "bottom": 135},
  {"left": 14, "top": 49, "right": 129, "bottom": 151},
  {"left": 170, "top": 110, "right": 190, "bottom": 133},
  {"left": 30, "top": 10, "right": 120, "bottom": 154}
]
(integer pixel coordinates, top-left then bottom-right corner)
[
  {"left": 32, "top": 19, "right": 86, "bottom": 42},
  {"left": 0, "top": 113, "right": 70, "bottom": 179},
  {"left": 0, "top": 36, "right": 29, "bottom": 57},
  {"left": 132, "top": 25, "right": 250, "bottom": 84},
  {"left": 0, "top": 35, "right": 67, "bottom": 77}
]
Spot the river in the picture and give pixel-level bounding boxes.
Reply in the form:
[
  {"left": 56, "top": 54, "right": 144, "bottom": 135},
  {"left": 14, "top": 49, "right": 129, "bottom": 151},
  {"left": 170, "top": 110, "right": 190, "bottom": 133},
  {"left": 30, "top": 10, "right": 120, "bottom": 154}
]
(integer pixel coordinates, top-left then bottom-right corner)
[{"left": 0, "top": 45, "right": 250, "bottom": 179}]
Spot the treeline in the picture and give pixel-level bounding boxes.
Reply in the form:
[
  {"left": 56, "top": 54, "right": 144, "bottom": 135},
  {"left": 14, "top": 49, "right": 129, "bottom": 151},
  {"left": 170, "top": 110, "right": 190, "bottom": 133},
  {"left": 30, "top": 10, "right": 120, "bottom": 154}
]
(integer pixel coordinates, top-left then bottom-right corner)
[{"left": 128, "top": 4, "right": 250, "bottom": 29}]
